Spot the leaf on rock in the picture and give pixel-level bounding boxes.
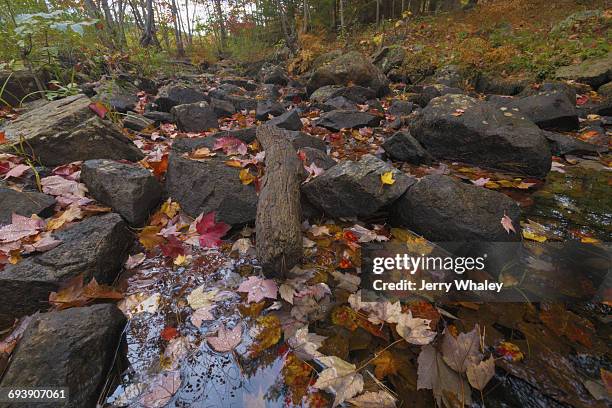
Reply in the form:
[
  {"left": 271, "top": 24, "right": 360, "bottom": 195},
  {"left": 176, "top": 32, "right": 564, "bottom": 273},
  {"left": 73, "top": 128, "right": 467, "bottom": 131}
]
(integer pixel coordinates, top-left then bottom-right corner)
[
  {"left": 314, "top": 356, "right": 364, "bottom": 407},
  {"left": 441, "top": 325, "right": 482, "bottom": 372},
  {"left": 125, "top": 253, "right": 146, "bottom": 269},
  {"left": 239, "top": 168, "right": 256, "bottom": 185},
  {"left": 160, "top": 326, "right": 179, "bottom": 342},
  {"left": 160, "top": 235, "right": 186, "bottom": 258},
  {"left": 195, "top": 212, "right": 230, "bottom": 248},
  {"left": 237, "top": 276, "right": 278, "bottom": 303},
  {"left": 417, "top": 344, "right": 472, "bottom": 406},
  {"left": 466, "top": 356, "right": 495, "bottom": 391},
  {"left": 0, "top": 313, "right": 36, "bottom": 355},
  {"left": 41, "top": 175, "right": 86, "bottom": 197},
  {"left": 88, "top": 101, "right": 108, "bottom": 118},
  {"left": 207, "top": 323, "right": 242, "bottom": 352},
  {"left": 3, "top": 164, "right": 30, "bottom": 179},
  {"left": 395, "top": 311, "right": 436, "bottom": 345},
  {"left": 82, "top": 278, "right": 124, "bottom": 300},
  {"left": 46, "top": 204, "right": 84, "bottom": 231},
  {"left": 213, "top": 136, "right": 248, "bottom": 155},
  {"left": 346, "top": 391, "right": 397, "bottom": 408},
  {"left": 500, "top": 214, "right": 516, "bottom": 234},
  {"left": 48, "top": 274, "right": 88, "bottom": 310},
  {"left": 494, "top": 341, "right": 524, "bottom": 362},
  {"left": 380, "top": 171, "right": 395, "bottom": 185},
  {"left": 0, "top": 214, "right": 43, "bottom": 243},
  {"left": 287, "top": 326, "right": 326, "bottom": 361}
]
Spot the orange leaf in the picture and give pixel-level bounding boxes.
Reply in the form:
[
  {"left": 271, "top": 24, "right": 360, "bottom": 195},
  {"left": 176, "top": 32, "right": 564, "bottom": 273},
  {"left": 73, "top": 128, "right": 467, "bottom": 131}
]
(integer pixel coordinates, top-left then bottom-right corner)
[
  {"left": 82, "top": 278, "right": 124, "bottom": 300},
  {"left": 88, "top": 102, "right": 108, "bottom": 118},
  {"left": 0, "top": 131, "right": 6, "bottom": 144},
  {"left": 148, "top": 155, "right": 169, "bottom": 177},
  {"left": 49, "top": 274, "right": 89, "bottom": 310},
  {"left": 139, "top": 225, "right": 165, "bottom": 250}
]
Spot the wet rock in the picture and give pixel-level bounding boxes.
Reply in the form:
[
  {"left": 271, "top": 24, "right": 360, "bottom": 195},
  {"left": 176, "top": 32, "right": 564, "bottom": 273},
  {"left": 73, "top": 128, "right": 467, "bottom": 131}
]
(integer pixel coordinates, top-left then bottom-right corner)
[
  {"left": 0, "top": 94, "right": 144, "bottom": 166},
  {"left": 0, "top": 187, "right": 56, "bottom": 225},
  {"left": 0, "top": 304, "right": 126, "bottom": 408},
  {"left": 392, "top": 174, "right": 521, "bottom": 242},
  {"left": 309, "top": 85, "right": 377, "bottom": 104},
  {"left": 555, "top": 52, "right": 612, "bottom": 89},
  {"left": 210, "top": 97, "right": 236, "bottom": 117},
  {"left": 81, "top": 160, "right": 162, "bottom": 226},
  {"left": 412, "top": 94, "right": 551, "bottom": 177},
  {"left": 155, "top": 83, "right": 207, "bottom": 112},
  {"left": 0, "top": 213, "right": 130, "bottom": 328},
  {"left": 307, "top": 51, "right": 389, "bottom": 96},
  {"left": 123, "top": 112, "right": 154, "bottom": 131},
  {"left": 507, "top": 91, "right": 579, "bottom": 131},
  {"left": 260, "top": 64, "right": 290, "bottom": 86},
  {"left": 298, "top": 147, "right": 336, "bottom": 170},
  {"left": 268, "top": 109, "right": 303, "bottom": 131},
  {"left": 93, "top": 79, "right": 138, "bottom": 113},
  {"left": 143, "top": 110, "right": 174, "bottom": 123},
  {"left": 171, "top": 101, "right": 219, "bottom": 132},
  {"left": 372, "top": 46, "right": 406, "bottom": 74},
  {"left": 543, "top": 131, "right": 608, "bottom": 156},
  {"left": 314, "top": 110, "right": 381, "bottom": 131},
  {"left": 387, "top": 100, "right": 415, "bottom": 116},
  {"left": 256, "top": 100, "right": 286, "bottom": 120},
  {"left": 302, "top": 154, "right": 414, "bottom": 218},
  {"left": 165, "top": 152, "right": 258, "bottom": 224},
  {"left": 382, "top": 131, "right": 432, "bottom": 164}
]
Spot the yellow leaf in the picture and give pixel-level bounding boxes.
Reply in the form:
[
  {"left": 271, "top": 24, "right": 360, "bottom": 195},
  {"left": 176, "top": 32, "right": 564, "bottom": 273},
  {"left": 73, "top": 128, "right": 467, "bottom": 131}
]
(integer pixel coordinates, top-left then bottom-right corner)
[
  {"left": 581, "top": 237, "right": 601, "bottom": 244},
  {"left": 173, "top": 254, "right": 188, "bottom": 266},
  {"left": 9, "top": 250, "right": 21, "bottom": 265},
  {"left": 522, "top": 230, "right": 547, "bottom": 242},
  {"left": 380, "top": 171, "right": 395, "bottom": 185},
  {"left": 497, "top": 180, "right": 514, "bottom": 188},
  {"left": 484, "top": 181, "right": 500, "bottom": 189},
  {"left": 250, "top": 315, "right": 281, "bottom": 356},
  {"left": 161, "top": 199, "right": 180, "bottom": 218},
  {"left": 225, "top": 159, "right": 243, "bottom": 168},
  {"left": 373, "top": 34, "right": 383, "bottom": 46},
  {"left": 239, "top": 168, "right": 256, "bottom": 185},
  {"left": 139, "top": 225, "right": 165, "bottom": 250}
]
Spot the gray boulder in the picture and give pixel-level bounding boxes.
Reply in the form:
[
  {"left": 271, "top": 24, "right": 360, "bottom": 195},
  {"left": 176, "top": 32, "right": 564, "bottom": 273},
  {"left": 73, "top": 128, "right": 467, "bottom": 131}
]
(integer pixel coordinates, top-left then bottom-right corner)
[
  {"left": 81, "top": 160, "right": 162, "bottom": 226},
  {"left": 0, "top": 304, "right": 126, "bottom": 408},
  {"left": 543, "top": 131, "right": 608, "bottom": 156},
  {"left": 318, "top": 96, "right": 357, "bottom": 111},
  {"left": 0, "top": 69, "right": 45, "bottom": 106},
  {"left": 372, "top": 46, "right": 406, "bottom": 74},
  {"left": 155, "top": 83, "right": 207, "bottom": 112},
  {"left": 302, "top": 154, "right": 414, "bottom": 218},
  {"left": 555, "top": 52, "right": 612, "bottom": 89},
  {"left": 0, "top": 213, "right": 130, "bottom": 328},
  {"left": 165, "top": 152, "right": 258, "bottom": 224},
  {"left": 256, "top": 100, "right": 286, "bottom": 121},
  {"left": 299, "top": 147, "right": 336, "bottom": 170},
  {"left": 307, "top": 51, "right": 389, "bottom": 96},
  {"left": 315, "top": 110, "right": 381, "bottom": 131},
  {"left": 171, "top": 102, "right": 219, "bottom": 132},
  {"left": 382, "top": 131, "right": 433, "bottom": 164},
  {"left": 93, "top": 79, "right": 138, "bottom": 113},
  {"left": 507, "top": 91, "right": 579, "bottom": 131},
  {"left": 285, "top": 130, "right": 326, "bottom": 151},
  {"left": 123, "top": 112, "right": 154, "bottom": 131},
  {"left": 0, "top": 94, "right": 144, "bottom": 166},
  {"left": 412, "top": 94, "right": 551, "bottom": 177},
  {"left": 0, "top": 187, "right": 56, "bottom": 225},
  {"left": 210, "top": 97, "right": 236, "bottom": 117},
  {"left": 221, "top": 77, "right": 258, "bottom": 91},
  {"left": 260, "top": 64, "right": 290, "bottom": 85},
  {"left": 268, "top": 109, "right": 303, "bottom": 131},
  {"left": 309, "top": 85, "right": 377, "bottom": 104},
  {"left": 387, "top": 100, "right": 415, "bottom": 116},
  {"left": 392, "top": 174, "right": 521, "bottom": 242},
  {"left": 143, "top": 110, "right": 174, "bottom": 123}
]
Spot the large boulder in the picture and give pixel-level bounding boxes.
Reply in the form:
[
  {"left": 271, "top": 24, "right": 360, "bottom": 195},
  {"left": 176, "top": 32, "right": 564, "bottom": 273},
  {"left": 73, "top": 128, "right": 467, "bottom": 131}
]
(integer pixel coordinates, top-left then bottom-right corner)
[
  {"left": 81, "top": 160, "right": 162, "bottom": 226},
  {"left": 372, "top": 46, "right": 406, "bottom": 74},
  {"left": 302, "top": 154, "right": 414, "bottom": 218},
  {"left": 387, "top": 100, "right": 415, "bottom": 117},
  {"left": 0, "top": 187, "right": 56, "bottom": 225},
  {"left": 93, "top": 79, "right": 138, "bottom": 113},
  {"left": 0, "top": 213, "right": 130, "bottom": 328},
  {"left": 307, "top": 51, "right": 389, "bottom": 96},
  {"left": 309, "top": 85, "right": 377, "bottom": 104},
  {"left": 382, "top": 131, "right": 432, "bottom": 164},
  {"left": 314, "top": 110, "right": 381, "bottom": 131},
  {"left": 260, "top": 64, "right": 290, "bottom": 86},
  {"left": 0, "top": 94, "right": 144, "bottom": 166},
  {"left": 171, "top": 102, "right": 219, "bottom": 132},
  {"left": 256, "top": 100, "right": 286, "bottom": 121},
  {"left": 0, "top": 304, "right": 126, "bottom": 408},
  {"left": 210, "top": 97, "right": 236, "bottom": 117},
  {"left": 411, "top": 94, "right": 551, "bottom": 178},
  {"left": 555, "top": 52, "right": 612, "bottom": 89},
  {"left": 155, "top": 83, "right": 207, "bottom": 112},
  {"left": 165, "top": 152, "right": 258, "bottom": 224},
  {"left": 543, "top": 131, "right": 608, "bottom": 156},
  {"left": 392, "top": 175, "right": 521, "bottom": 242},
  {"left": 267, "top": 109, "right": 303, "bottom": 131},
  {"left": 506, "top": 91, "right": 579, "bottom": 131}
]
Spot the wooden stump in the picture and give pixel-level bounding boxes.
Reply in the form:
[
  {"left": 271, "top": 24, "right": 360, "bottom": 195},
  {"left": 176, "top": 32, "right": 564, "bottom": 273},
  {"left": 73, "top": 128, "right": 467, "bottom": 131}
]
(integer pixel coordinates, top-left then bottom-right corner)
[{"left": 255, "top": 125, "right": 303, "bottom": 278}]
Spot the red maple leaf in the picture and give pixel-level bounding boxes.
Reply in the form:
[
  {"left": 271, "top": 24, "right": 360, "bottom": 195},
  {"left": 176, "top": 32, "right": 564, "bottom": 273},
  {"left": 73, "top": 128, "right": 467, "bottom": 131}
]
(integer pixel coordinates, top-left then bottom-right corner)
[
  {"left": 160, "top": 235, "right": 186, "bottom": 258},
  {"left": 196, "top": 212, "right": 230, "bottom": 248},
  {"left": 161, "top": 326, "right": 179, "bottom": 341},
  {"left": 213, "top": 137, "right": 247, "bottom": 156},
  {"left": 88, "top": 102, "right": 108, "bottom": 118}
]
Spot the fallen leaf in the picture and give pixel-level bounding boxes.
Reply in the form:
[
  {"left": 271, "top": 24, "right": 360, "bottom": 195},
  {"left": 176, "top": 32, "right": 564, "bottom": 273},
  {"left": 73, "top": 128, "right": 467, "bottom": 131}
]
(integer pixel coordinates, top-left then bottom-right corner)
[
  {"left": 161, "top": 326, "right": 179, "bottom": 341},
  {"left": 88, "top": 101, "right": 108, "bottom": 118},
  {"left": 239, "top": 168, "right": 256, "bottom": 185},
  {"left": 214, "top": 136, "right": 248, "bottom": 155},
  {"left": 372, "top": 350, "right": 401, "bottom": 379},
  {"left": 195, "top": 212, "right": 230, "bottom": 248},
  {"left": 190, "top": 305, "right": 216, "bottom": 328},
  {"left": 238, "top": 276, "right": 278, "bottom": 303},
  {"left": 82, "top": 278, "right": 124, "bottom": 300},
  {"left": 139, "top": 226, "right": 165, "bottom": 250},
  {"left": 500, "top": 214, "right": 516, "bottom": 234},
  {"left": 46, "top": 204, "right": 84, "bottom": 231},
  {"left": 494, "top": 341, "right": 524, "bottom": 362},
  {"left": 380, "top": 171, "right": 395, "bottom": 185},
  {"left": 0, "top": 313, "right": 36, "bottom": 355},
  {"left": 471, "top": 177, "right": 490, "bottom": 187},
  {"left": 3, "top": 164, "right": 30, "bottom": 179},
  {"left": 331, "top": 270, "right": 360, "bottom": 292},
  {"left": 287, "top": 326, "right": 326, "bottom": 360},
  {"left": 160, "top": 235, "right": 185, "bottom": 258},
  {"left": 48, "top": 274, "right": 88, "bottom": 310},
  {"left": 466, "top": 356, "right": 495, "bottom": 391},
  {"left": 139, "top": 370, "right": 181, "bottom": 408},
  {"left": 125, "top": 253, "right": 146, "bottom": 269},
  {"left": 207, "top": 323, "right": 242, "bottom": 352},
  {"left": 0, "top": 131, "right": 5, "bottom": 144},
  {"left": 314, "top": 356, "right": 364, "bottom": 407},
  {"left": 522, "top": 230, "right": 547, "bottom": 242},
  {"left": 187, "top": 286, "right": 218, "bottom": 310},
  {"left": 417, "top": 344, "right": 472, "bottom": 406},
  {"left": 395, "top": 311, "right": 436, "bottom": 345},
  {"left": 41, "top": 175, "right": 86, "bottom": 197},
  {"left": 441, "top": 325, "right": 482, "bottom": 372},
  {"left": 601, "top": 369, "right": 612, "bottom": 395},
  {"left": 250, "top": 315, "right": 281, "bottom": 356},
  {"left": 0, "top": 214, "right": 43, "bottom": 243},
  {"left": 346, "top": 391, "right": 397, "bottom": 408}
]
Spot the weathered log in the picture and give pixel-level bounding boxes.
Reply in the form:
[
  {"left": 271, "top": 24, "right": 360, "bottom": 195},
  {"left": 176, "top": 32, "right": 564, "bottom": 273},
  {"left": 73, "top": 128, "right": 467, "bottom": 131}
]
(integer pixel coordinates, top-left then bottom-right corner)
[{"left": 256, "top": 125, "right": 303, "bottom": 278}]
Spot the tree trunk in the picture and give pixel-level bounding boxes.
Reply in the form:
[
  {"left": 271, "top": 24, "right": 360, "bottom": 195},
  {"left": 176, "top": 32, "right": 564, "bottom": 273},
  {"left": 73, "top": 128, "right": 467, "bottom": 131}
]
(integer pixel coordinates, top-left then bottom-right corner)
[
  {"left": 339, "top": 0, "right": 344, "bottom": 32},
  {"left": 255, "top": 125, "right": 304, "bottom": 279},
  {"left": 139, "top": 0, "right": 156, "bottom": 47},
  {"left": 170, "top": 0, "right": 185, "bottom": 57},
  {"left": 213, "top": 0, "right": 227, "bottom": 52}
]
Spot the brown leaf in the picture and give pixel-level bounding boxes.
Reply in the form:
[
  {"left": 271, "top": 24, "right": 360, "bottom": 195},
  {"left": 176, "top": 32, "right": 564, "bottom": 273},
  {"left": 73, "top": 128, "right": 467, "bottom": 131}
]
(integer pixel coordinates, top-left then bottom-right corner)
[
  {"left": 373, "top": 350, "right": 401, "bottom": 379},
  {"left": 417, "top": 344, "right": 472, "bottom": 406},
  {"left": 139, "top": 226, "right": 165, "bottom": 250},
  {"left": 207, "top": 323, "right": 242, "bottom": 352},
  {"left": 441, "top": 325, "right": 482, "bottom": 372},
  {"left": 539, "top": 303, "right": 594, "bottom": 348},
  {"left": 466, "top": 356, "right": 495, "bottom": 391}
]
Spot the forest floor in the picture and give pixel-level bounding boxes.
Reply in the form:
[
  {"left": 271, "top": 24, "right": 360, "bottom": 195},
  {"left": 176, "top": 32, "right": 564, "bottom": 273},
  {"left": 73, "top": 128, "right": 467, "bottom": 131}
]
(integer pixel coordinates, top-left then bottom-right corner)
[{"left": 0, "top": 2, "right": 610, "bottom": 408}]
